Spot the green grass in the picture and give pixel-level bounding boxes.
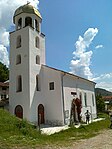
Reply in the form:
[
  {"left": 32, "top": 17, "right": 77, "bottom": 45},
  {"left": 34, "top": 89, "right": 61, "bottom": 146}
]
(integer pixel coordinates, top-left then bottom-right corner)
[{"left": 0, "top": 109, "right": 110, "bottom": 149}]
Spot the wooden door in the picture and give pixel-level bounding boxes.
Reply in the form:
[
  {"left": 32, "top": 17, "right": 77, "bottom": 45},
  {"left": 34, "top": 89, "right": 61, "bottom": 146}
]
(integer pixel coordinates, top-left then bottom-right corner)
[
  {"left": 15, "top": 105, "right": 23, "bottom": 119},
  {"left": 38, "top": 104, "right": 45, "bottom": 124}
]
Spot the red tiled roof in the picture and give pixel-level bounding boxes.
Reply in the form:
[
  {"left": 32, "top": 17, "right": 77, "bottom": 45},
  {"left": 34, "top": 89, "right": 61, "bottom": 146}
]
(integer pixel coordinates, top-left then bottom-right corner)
[
  {"left": 0, "top": 82, "right": 9, "bottom": 87},
  {"left": 102, "top": 96, "right": 112, "bottom": 101}
]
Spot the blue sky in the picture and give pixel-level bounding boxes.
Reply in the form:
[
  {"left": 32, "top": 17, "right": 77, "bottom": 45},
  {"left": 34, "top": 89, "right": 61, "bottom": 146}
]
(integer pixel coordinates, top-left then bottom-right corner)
[
  {"left": 0, "top": 0, "right": 112, "bottom": 91},
  {"left": 39, "top": 0, "right": 112, "bottom": 91}
]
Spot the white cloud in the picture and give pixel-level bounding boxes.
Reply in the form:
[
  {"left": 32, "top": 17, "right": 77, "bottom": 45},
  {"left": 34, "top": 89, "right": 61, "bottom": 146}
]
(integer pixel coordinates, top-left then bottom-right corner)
[
  {"left": 0, "top": 0, "right": 39, "bottom": 67},
  {"left": 70, "top": 28, "right": 111, "bottom": 91},
  {"left": 70, "top": 28, "right": 98, "bottom": 79},
  {"left": 96, "top": 82, "right": 112, "bottom": 92},
  {"left": 0, "top": 0, "right": 39, "bottom": 29},
  {"left": 0, "top": 44, "right": 9, "bottom": 67},
  {"left": 92, "top": 73, "right": 112, "bottom": 92},
  {"left": 95, "top": 45, "right": 103, "bottom": 49},
  {"left": 93, "top": 73, "right": 112, "bottom": 81},
  {"left": 0, "top": 27, "right": 9, "bottom": 47}
]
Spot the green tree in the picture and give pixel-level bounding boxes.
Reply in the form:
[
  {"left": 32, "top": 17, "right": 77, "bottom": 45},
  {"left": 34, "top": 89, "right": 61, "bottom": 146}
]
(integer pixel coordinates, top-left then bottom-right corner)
[
  {"left": 0, "top": 62, "right": 9, "bottom": 82},
  {"left": 96, "top": 94, "right": 105, "bottom": 112}
]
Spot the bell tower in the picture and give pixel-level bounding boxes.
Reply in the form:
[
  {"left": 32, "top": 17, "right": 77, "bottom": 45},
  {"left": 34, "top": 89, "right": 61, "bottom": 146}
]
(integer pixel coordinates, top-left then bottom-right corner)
[{"left": 9, "top": 3, "right": 45, "bottom": 121}]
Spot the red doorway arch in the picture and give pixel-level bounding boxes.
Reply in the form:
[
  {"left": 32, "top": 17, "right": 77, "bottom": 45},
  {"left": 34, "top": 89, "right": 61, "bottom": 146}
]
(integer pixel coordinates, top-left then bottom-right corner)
[
  {"left": 15, "top": 105, "right": 23, "bottom": 119},
  {"left": 38, "top": 104, "right": 45, "bottom": 124}
]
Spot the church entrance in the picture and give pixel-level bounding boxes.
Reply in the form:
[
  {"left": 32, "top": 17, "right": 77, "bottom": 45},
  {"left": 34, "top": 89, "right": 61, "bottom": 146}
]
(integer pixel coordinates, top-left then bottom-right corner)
[
  {"left": 15, "top": 105, "right": 23, "bottom": 119},
  {"left": 70, "top": 98, "right": 82, "bottom": 124},
  {"left": 71, "top": 100, "right": 78, "bottom": 123},
  {"left": 38, "top": 104, "right": 45, "bottom": 125}
]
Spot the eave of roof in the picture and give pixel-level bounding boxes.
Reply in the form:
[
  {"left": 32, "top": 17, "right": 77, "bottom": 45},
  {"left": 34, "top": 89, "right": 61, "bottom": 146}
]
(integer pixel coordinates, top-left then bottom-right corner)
[{"left": 42, "top": 65, "right": 96, "bottom": 85}]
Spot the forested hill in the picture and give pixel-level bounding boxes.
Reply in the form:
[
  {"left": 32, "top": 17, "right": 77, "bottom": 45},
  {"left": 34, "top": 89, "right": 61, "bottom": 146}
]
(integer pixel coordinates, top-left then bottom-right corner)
[
  {"left": 0, "top": 62, "right": 9, "bottom": 82},
  {"left": 95, "top": 88, "right": 112, "bottom": 96}
]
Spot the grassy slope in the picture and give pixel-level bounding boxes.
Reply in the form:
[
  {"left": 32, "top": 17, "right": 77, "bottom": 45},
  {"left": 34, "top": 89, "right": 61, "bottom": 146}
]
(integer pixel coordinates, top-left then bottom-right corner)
[{"left": 0, "top": 109, "right": 110, "bottom": 149}]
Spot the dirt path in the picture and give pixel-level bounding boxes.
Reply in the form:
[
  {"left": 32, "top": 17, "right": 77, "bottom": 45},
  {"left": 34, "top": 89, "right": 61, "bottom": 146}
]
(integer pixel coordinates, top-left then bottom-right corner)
[
  {"left": 11, "top": 129, "right": 112, "bottom": 149},
  {"left": 43, "top": 129, "right": 112, "bottom": 149},
  {"left": 62, "top": 129, "right": 112, "bottom": 149}
]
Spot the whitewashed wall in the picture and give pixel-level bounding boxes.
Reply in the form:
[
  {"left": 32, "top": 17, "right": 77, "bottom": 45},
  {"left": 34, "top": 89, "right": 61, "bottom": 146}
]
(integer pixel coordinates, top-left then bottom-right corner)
[
  {"left": 9, "top": 8, "right": 97, "bottom": 126},
  {"left": 30, "top": 66, "right": 64, "bottom": 126},
  {"left": 62, "top": 74, "right": 97, "bottom": 124},
  {"left": 9, "top": 27, "right": 31, "bottom": 120}
]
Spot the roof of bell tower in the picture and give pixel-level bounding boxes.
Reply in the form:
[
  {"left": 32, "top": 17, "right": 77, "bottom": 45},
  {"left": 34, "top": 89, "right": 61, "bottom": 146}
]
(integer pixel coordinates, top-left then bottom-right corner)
[{"left": 14, "top": 3, "right": 42, "bottom": 19}]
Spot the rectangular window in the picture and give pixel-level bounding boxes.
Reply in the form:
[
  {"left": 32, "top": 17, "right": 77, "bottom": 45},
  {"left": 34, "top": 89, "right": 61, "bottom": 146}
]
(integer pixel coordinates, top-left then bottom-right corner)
[
  {"left": 4, "top": 95, "right": 6, "bottom": 99},
  {"left": 84, "top": 93, "right": 87, "bottom": 107},
  {"left": 71, "top": 92, "right": 77, "bottom": 96},
  {"left": 92, "top": 94, "right": 95, "bottom": 106},
  {"left": 49, "top": 82, "right": 54, "bottom": 90},
  {"left": 16, "top": 75, "right": 22, "bottom": 92},
  {"left": 1, "top": 94, "right": 6, "bottom": 99},
  {"left": 16, "top": 35, "right": 21, "bottom": 48},
  {"left": 1, "top": 94, "right": 3, "bottom": 99},
  {"left": 16, "top": 54, "right": 21, "bottom": 65},
  {"left": 36, "top": 75, "right": 40, "bottom": 91},
  {"left": 2, "top": 87, "right": 6, "bottom": 90},
  {"left": 35, "top": 36, "right": 39, "bottom": 48}
]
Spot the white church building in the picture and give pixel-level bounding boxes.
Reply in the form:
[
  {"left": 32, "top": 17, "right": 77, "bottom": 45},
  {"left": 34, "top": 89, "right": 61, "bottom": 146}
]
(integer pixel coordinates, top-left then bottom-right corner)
[{"left": 9, "top": 3, "right": 97, "bottom": 126}]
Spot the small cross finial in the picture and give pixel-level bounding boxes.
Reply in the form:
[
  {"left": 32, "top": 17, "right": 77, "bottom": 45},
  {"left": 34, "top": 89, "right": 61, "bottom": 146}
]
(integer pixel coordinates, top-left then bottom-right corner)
[{"left": 27, "top": 1, "right": 30, "bottom": 5}]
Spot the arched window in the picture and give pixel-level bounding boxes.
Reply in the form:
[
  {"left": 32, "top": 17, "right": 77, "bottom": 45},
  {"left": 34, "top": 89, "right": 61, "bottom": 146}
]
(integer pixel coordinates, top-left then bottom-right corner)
[
  {"left": 25, "top": 17, "right": 32, "bottom": 27},
  {"left": 18, "top": 18, "right": 22, "bottom": 29},
  {"left": 36, "top": 75, "right": 40, "bottom": 91},
  {"left": 36, "top": 55, "right": 40, "bottom": 64},
  {"left": 15, "top": 105, "right": 23, "bottom": 119},
  {"left": 16, "top": 35, "right": 21, "bottom": 48},
  {"left": 35, "top": 36, "right": 40, "bottom": 48},
  {"left": 16, "top": 75, "right": 22, "bottom": 92},
  {"left": 35, "top": 19, "right": 39, "bottom": 31},
  {"left": 84, "top": 93, "right": 87, "bottom": 107},
  {"left": 16, "top": 54, "right": 21, "bottom": 65}
]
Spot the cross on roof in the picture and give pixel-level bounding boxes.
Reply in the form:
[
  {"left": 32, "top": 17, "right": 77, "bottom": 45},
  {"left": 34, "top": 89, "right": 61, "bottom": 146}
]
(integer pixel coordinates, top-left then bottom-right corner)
[{"left": 27, "top": 1, "right": 30, "bottom": 5}]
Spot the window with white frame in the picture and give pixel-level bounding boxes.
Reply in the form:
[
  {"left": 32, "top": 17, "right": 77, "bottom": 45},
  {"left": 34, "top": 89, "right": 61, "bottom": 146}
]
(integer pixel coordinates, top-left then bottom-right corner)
[
  {"left": 16, "top": 75, "right": 22, "bottom": 92},
  {"left": 36, "top": 55, "right": 40, "bottom": 65},
  {"left": 18, "top": 18, "right": 22, "bottom": 29},
  {"left": 16, "top": 35, "right": 21, "bottom": 48},
  {"left": 35, "top": 36, "right": 40, "bottom": 48},
  {"left": 49, "top": 82, "right": 54, "bottom": 90},
  {"left": 35, "top": 19, "right": 39, "bottom": 31},
  {"left": 25, "top": 17, "right": 32, "bottom": 27},
  {"left": 36, "top": 75, "right": 40, "bottom": 91},
  {"left": 84, "top": 93, "right": 87, "bottom": 107},
  {"left": 16, "top": 54, "right": 21, "bottom": 65},
  {"left": 92, "top": 94, "right": 95, "bottom": 106},
  {"left": 80, "top": 92, "right": 82, "bottom": 102}
]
